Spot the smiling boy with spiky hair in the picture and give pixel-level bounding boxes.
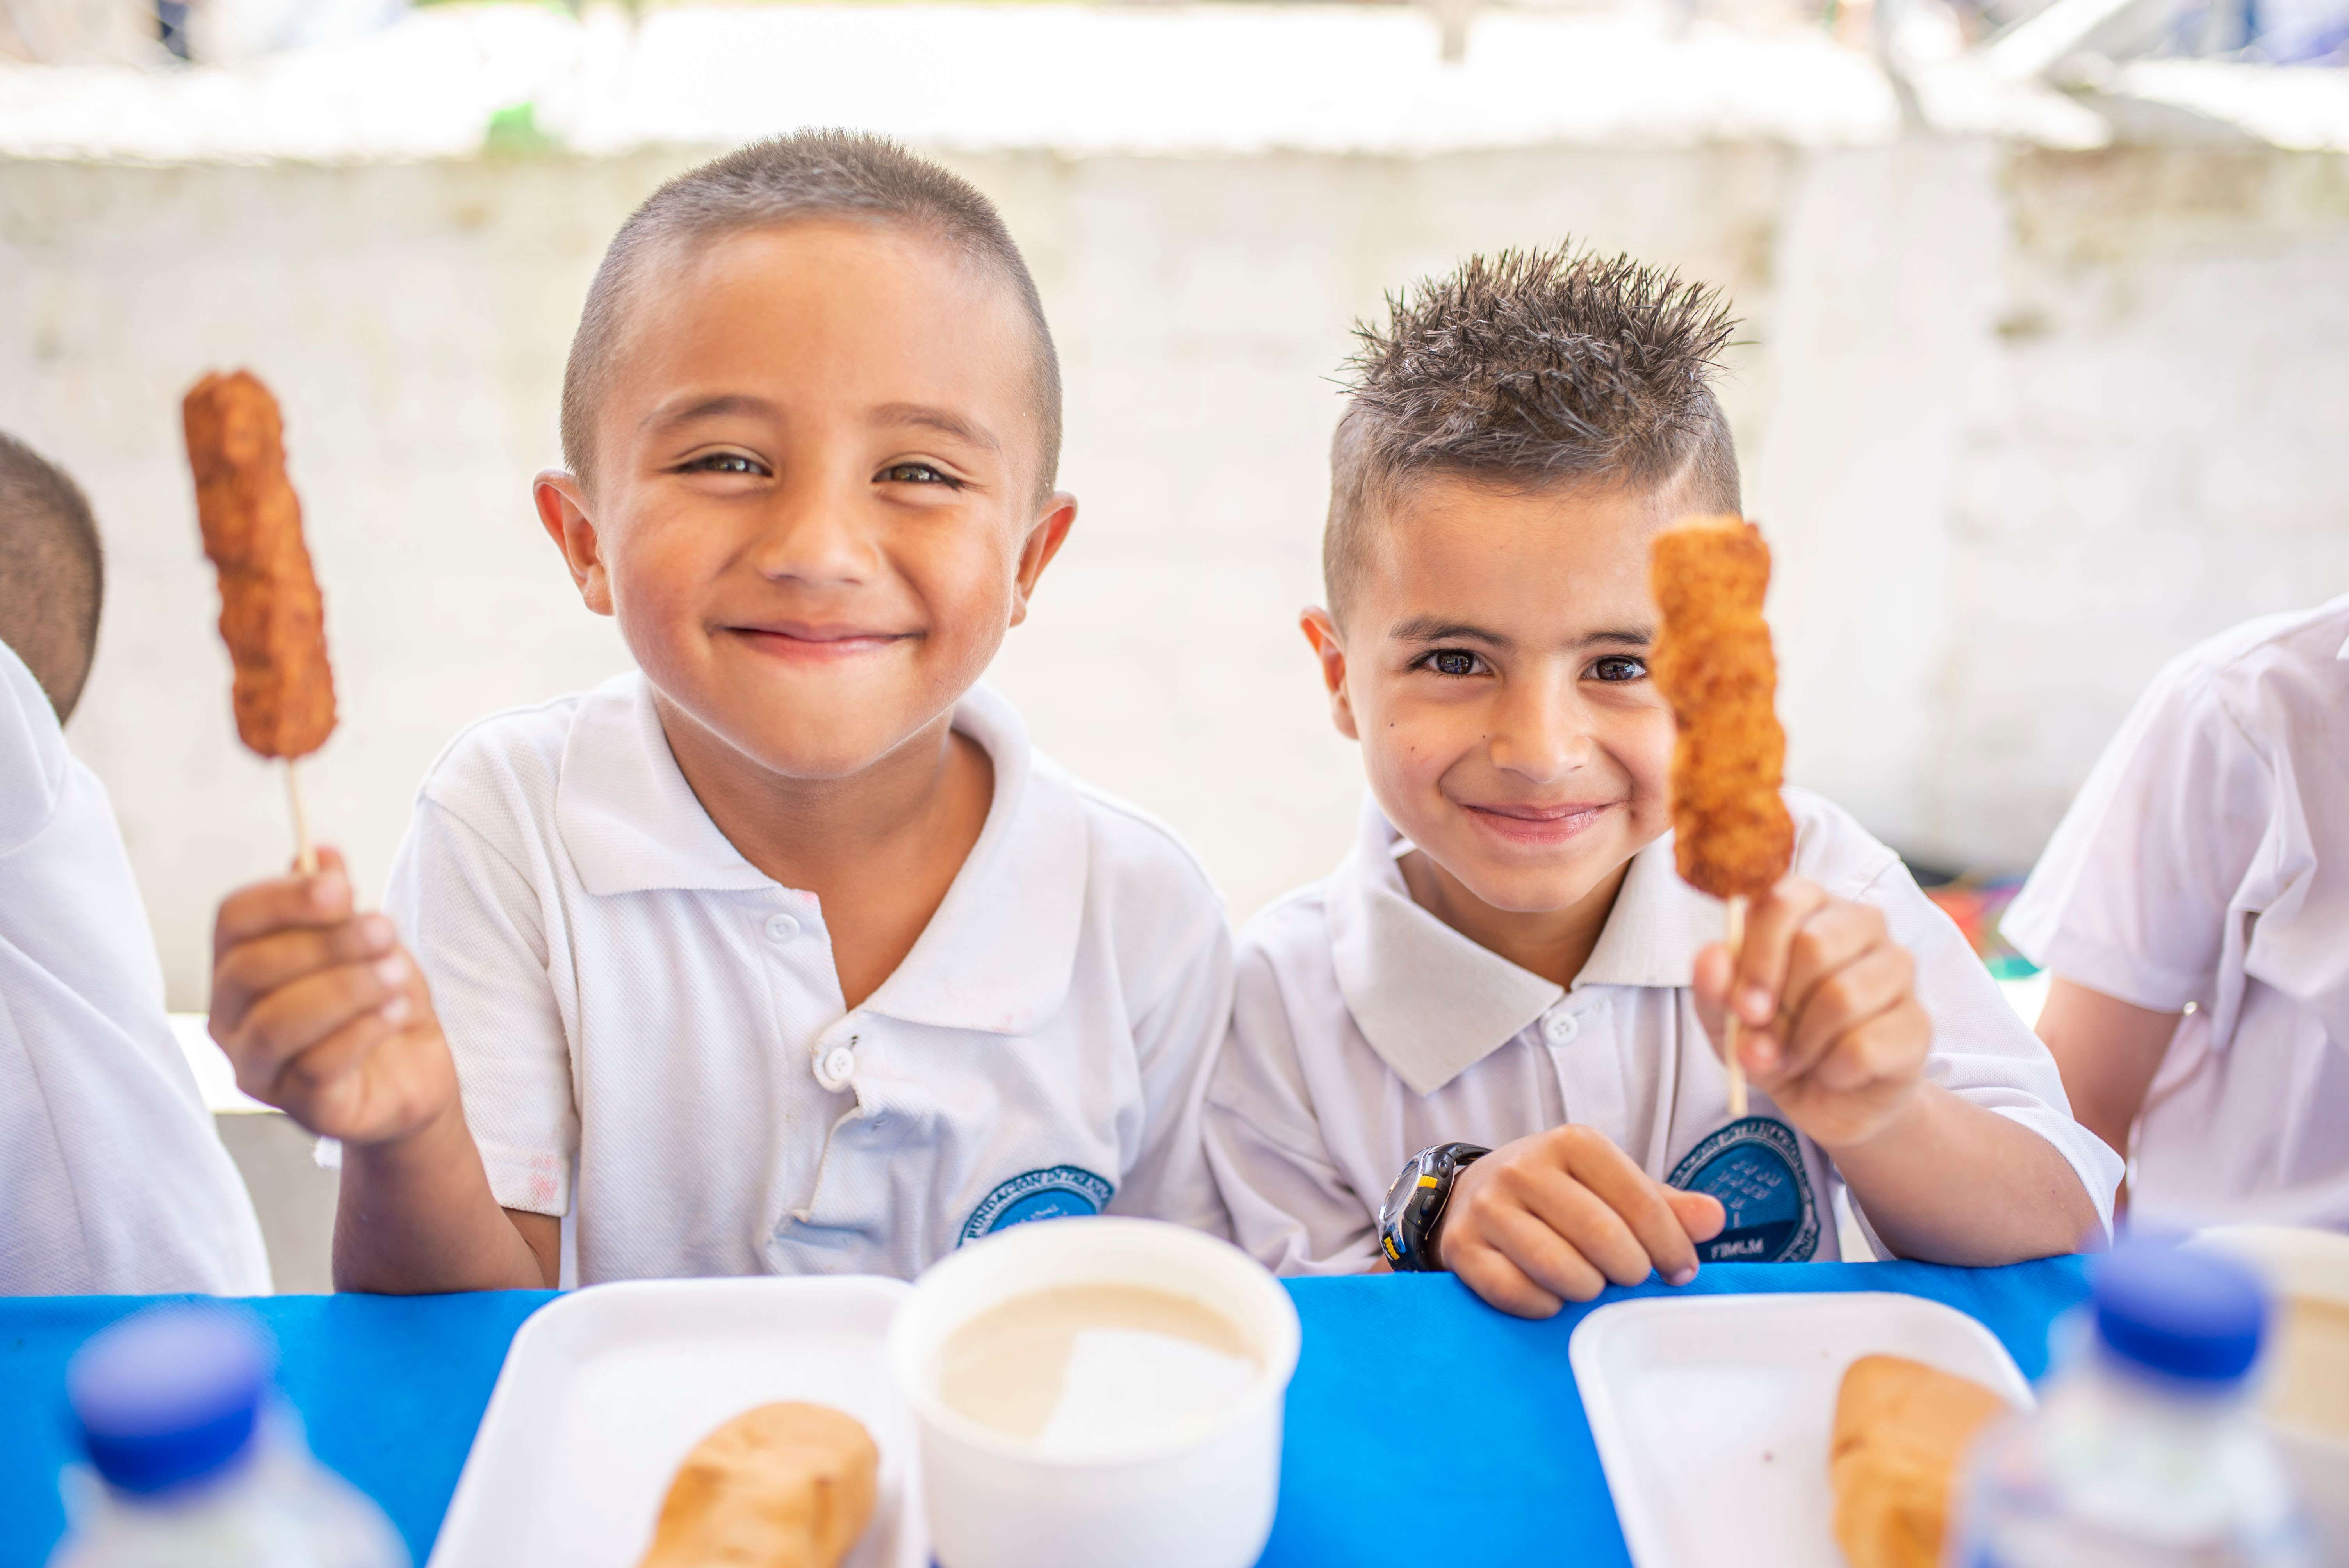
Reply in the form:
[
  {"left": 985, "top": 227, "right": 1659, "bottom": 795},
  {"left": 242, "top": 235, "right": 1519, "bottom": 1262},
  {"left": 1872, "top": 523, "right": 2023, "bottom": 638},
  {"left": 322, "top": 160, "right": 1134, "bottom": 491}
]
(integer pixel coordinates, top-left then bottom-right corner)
[{"left": 1204, "top": 245, "right": 2119, "bottom": 1318}]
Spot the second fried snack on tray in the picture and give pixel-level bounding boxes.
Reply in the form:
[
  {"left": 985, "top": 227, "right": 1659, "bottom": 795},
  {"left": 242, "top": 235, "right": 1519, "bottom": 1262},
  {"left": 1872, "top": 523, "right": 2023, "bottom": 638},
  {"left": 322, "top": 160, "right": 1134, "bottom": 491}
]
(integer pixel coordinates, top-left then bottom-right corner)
[
  {"left": 639, "top": 1402, "right": 879, "bottom": 1568},
  {"left": 1648, "top": 515, "right": 1793, "bottom": 901},
  {"left": 1830, "top": 1354, "right": 2012, "bottom": 1568},
  {"left": 182, "top": 369, "right": 337, "bottom": 761}
]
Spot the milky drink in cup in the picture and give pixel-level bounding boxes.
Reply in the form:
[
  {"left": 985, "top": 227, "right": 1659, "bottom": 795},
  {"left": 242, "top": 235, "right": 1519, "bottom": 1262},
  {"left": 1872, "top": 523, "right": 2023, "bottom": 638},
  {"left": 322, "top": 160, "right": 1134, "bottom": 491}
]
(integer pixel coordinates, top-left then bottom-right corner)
[{"left": 890, "top": 1217, "right": 1301, "bottom": 1568}]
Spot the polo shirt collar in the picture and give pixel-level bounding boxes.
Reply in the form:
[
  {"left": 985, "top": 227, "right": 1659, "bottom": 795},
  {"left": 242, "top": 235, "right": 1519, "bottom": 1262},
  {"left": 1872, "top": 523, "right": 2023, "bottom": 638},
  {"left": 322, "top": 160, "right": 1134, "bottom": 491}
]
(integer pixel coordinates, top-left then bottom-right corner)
[
  {"left": 554, "top": 672, "right": 1085, "bottom": 1035},
  {"left": 556, "top": 673, "right": 771, "bottom": 897},
  {"left": 1574, "top": 830, "right": 1726, "bottom": 990},
  {"left": 1328, "top": 797, "right": 1723, "bottom": 1096}
]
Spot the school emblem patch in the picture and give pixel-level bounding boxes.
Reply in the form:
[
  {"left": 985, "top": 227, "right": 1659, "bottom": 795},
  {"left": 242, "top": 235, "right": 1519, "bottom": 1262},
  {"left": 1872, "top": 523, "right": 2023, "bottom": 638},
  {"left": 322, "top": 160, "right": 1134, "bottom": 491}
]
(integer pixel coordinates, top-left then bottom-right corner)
[
  {"left": 1667, "top": 1116, "right": 1819, "bottom": 1263},
  {"left": 959, "top": 1165, "right": 1115, "bottom": 1245}
]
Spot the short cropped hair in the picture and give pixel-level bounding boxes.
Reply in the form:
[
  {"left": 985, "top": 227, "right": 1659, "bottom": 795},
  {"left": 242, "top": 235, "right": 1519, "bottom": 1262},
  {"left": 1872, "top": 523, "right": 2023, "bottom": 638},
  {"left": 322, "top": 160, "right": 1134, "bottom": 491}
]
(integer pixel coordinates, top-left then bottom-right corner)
[
  {"left": 0, "top": 432, "right": 103, "bottom": 721},
  {"left": 560, "top": 130, "right": 1063, "bottom": 501},
  {"left": 1325, "top": 244, "right": 1740, "bottom": 621}
]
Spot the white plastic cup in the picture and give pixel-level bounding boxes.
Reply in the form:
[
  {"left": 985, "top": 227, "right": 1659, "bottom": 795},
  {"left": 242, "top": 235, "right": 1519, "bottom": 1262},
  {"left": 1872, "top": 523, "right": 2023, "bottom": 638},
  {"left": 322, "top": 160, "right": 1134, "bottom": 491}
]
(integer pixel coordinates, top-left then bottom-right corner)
[{"left": 888, "top": 1217, "right": 1301, "bottom": 1568}]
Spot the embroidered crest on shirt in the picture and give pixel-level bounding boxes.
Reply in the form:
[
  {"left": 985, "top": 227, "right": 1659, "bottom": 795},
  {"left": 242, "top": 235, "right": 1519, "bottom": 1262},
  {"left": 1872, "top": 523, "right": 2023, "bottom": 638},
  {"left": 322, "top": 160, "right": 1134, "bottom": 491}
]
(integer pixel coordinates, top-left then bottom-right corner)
[
  {"left": 960, "top": 1165, "right": 1115, "bottom": 1244},
  {"left": 1667, "top": 1116, "right": 1820, "bottom": 1263}
]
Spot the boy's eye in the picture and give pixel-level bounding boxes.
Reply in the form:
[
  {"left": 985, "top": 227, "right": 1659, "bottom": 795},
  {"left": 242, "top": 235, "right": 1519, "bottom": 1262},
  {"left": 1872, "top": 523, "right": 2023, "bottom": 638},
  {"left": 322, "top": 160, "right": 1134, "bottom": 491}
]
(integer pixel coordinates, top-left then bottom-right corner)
[
  {"left": 1424, "top": 648, "right": 1482, "bottom": 677},
  {"left": 679, "top": 452, "right": 764, "bottom": 476},
  {"left": 1590, "top": 655, "right": 1648, "bottom": 682},
  {"left": 879, "top": 461, "right": 960, "bottom": 488}
]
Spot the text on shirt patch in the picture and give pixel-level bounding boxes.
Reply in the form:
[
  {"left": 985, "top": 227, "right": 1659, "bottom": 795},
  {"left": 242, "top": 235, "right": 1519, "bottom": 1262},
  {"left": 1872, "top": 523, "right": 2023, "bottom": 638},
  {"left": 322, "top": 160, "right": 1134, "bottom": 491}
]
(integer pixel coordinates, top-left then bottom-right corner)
[
  {"left": 1666, "top": 1116, "right": 1820, "bottom": 1263},
  {"left": 959, "top": 1165, "right": 1116, "bottom": 1244}
]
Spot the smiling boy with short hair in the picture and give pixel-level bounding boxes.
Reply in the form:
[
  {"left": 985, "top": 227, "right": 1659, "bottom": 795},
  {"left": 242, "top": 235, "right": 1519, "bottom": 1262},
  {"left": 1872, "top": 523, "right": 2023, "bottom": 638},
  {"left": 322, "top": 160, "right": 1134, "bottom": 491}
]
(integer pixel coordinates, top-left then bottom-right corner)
[
  {"left": 1205, "top": 248, "right": 2120, "bottom": 1317},
  {"left": 205, "top": 132, "right": 1232, "bottom": 1289}
]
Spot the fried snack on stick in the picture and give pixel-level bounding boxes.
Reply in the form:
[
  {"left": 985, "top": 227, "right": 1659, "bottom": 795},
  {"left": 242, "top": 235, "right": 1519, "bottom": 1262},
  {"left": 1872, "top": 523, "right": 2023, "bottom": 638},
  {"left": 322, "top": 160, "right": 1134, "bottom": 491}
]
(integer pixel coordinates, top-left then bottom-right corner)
[
  {"left": 1829, "top": 1354, "right": 2012, "bottom": 1568},
  {"left": 1649, "top": 515, "right": 1794, "bottom": 1115},
  {"left": 183, "top": 371, "right": 337, "bottom": 872},
  {"left": 639, "top": 1402, "right": 879, "bottom": 1568}
]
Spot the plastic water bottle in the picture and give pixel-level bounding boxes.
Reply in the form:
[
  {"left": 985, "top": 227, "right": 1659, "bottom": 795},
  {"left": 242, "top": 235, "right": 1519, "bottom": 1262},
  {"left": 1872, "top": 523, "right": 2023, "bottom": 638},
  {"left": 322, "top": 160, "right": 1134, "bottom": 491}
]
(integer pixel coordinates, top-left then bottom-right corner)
[
  {"left": 49, "top": 1305, "right": 408, "bottom": 1568},
  {"left": 1953, "top": 1240, "right": 2316, "bottom": 1568}
]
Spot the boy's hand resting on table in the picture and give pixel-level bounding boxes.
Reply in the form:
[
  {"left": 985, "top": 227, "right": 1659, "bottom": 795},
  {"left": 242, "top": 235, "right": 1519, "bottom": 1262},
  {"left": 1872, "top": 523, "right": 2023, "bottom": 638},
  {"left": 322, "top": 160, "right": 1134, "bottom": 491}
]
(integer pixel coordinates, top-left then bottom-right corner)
[
  {"left": 209, "top": 848, "right": 457, "bottom": 1147},
  {"left": 1692, "top": 876, "right": 1931, "bottom": 1151},
  {"left": 1437, "top": 1126, "right": 1727, "bottom": 1320}
]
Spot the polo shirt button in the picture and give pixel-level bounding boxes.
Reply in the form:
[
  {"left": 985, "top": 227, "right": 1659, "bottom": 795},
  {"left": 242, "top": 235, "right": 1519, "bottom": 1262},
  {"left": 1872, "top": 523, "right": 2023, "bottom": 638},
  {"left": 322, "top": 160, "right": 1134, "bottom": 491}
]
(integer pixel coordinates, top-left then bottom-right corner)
[
  {"left": 815, "top": 1045, "right": 856, "bottom": 1090},
  {"left": 765, "top": 913, "right": 801, "bottom": 945},
  {"left": 1543, "top": 1012, "right": 1580, "bottom": 1045}
]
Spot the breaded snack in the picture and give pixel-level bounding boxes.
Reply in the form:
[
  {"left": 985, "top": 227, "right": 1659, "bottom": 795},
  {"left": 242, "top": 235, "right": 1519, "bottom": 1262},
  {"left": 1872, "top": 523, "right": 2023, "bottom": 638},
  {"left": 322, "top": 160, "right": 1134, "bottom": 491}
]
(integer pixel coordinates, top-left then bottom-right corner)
[
  {"left": 639, "top": 1402, "right": 879, "bottom": 1568},
  {"left": 1829, "top": 1354, "right": 2012, "bottom": 1568},
  {"left": 182, "top": 371, "right": 336, "bottom": 760},
  {"left": 1648, "top": 515, "right": 1793, "bottom": 900}
]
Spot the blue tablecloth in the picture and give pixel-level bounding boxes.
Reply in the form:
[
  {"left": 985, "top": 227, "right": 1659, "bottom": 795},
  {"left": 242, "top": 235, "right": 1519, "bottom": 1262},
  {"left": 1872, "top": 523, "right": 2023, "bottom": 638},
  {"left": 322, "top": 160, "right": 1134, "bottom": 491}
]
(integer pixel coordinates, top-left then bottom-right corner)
[{"left": 0, "top": 1258, "right": 2089, "bottom": 1566}]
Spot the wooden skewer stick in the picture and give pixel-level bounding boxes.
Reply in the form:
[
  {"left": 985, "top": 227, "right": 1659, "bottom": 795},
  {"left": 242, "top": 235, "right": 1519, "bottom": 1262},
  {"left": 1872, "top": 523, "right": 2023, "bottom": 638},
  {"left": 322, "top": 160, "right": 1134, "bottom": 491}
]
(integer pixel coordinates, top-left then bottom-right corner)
[
  {"left": 286, "top": 757, "right": 317, "bottom": 877},
  {"left": 1724, "top": 893, "right": 1748, "bottom": 1118}
]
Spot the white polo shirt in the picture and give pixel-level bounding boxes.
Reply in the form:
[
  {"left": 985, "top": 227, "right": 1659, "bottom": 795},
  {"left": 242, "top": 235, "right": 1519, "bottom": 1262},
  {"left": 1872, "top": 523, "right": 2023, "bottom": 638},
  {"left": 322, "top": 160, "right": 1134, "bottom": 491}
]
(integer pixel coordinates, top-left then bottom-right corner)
[
  {"left": 2004, "top": 594, "right": 2349, "bottom": 1229},
  {"left": 1206, "top": 789, "right": 2119, "bottom": 1276},
  {"left": 0, "top": 641, "right": 271, "bottom": 1296},
  {"left": 382, "top": 672, "right": 1232, "bottom": 1285}
]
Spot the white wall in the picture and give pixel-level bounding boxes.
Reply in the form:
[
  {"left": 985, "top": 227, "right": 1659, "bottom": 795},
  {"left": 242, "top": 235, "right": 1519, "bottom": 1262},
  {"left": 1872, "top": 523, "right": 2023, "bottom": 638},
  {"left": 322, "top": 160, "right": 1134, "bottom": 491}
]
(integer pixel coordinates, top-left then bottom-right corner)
[{"left": 3, "top": 139, "right": 2344, "bottom": 1008}]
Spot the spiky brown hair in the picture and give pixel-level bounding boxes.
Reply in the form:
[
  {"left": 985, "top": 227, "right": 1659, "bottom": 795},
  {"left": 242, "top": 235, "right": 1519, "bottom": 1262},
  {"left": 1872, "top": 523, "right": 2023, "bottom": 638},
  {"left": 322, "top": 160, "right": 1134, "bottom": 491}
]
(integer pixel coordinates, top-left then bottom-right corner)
[{"left": 1324, "top": 243, "right": 1740, "bottom": 620}]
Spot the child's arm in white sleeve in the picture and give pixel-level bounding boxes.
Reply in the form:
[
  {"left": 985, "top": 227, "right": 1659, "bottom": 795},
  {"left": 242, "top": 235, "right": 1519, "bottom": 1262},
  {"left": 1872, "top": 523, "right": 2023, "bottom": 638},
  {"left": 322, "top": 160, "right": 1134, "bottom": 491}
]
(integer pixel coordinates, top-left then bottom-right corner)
[
  {"left": 1202, "top": 948, "right": 1385, "bottom": 1276},
  {"left": 1698, "top": 864, "right": 2120, "bottom": 1267},
  {"left": 2003, "top": 657, "right": 2266, "bottom": 1175},
  {"left": 207, "top": 793, "right": 567, "bottom": 1293},
  {"left": 1109, "top": 898, "right": 1236, "bottom": 1240}
]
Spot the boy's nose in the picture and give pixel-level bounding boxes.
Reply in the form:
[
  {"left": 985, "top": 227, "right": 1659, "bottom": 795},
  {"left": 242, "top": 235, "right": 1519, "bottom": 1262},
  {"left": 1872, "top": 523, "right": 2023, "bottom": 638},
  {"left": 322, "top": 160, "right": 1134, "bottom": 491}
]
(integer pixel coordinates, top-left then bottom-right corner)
[
  {"left": 746, "top": 476, "right": 879, "bottom": 586},
  {"left": 1486, "top": 680, "right": 1593, "bottom": 784}
]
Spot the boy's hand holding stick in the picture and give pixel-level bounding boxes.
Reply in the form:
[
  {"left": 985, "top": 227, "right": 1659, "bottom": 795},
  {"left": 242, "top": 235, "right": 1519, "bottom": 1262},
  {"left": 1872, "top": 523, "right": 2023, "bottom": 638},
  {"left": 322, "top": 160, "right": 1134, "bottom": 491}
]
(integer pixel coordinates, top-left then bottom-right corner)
[
  {"left": 185, "top": 371, "right": 455, "bottom": 1145},
  {"left": 1653, "top": 517, "right": 1935, "bottom": 1149}
]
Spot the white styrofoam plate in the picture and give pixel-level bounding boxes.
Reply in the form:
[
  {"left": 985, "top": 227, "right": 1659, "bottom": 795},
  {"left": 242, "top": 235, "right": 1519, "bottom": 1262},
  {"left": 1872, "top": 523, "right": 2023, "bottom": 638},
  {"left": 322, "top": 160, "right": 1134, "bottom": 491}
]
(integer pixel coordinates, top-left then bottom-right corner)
[
  {"left": 429, "top": 1276, "right": 925, "bottom": 1568},
  {"left": 1570, "top": 1291, "right": 2034, "bottom": 1568}
]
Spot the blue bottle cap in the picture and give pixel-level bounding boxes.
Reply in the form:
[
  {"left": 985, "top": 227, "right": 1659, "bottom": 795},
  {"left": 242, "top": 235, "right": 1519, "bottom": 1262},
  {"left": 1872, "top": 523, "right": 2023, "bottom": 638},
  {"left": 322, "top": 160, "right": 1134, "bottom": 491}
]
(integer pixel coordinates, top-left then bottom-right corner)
[
  {"left": 66, "top": 1306, "right": 270, "bottom": 1495},
  {"left": 2090, "top": 1240, "right": 2267, "bottom": 1384}
]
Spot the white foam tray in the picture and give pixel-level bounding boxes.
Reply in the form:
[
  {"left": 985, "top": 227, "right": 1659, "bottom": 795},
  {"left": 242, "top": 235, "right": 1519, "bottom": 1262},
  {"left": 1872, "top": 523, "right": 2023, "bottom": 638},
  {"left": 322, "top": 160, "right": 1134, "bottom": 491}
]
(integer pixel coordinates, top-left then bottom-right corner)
[
  {"left": 1570, "top": 1291, "right": 2034, "bottom": 1568},
  {"left": 429, "top": 1276, "right": 925, "bottom": 1568}
]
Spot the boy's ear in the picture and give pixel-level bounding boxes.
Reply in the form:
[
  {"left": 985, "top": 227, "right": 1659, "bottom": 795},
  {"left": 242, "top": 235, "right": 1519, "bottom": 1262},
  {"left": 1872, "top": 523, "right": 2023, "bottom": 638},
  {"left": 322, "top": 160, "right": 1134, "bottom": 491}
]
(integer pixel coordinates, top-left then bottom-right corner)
[
  {"left": 1007, "top": 492, "right": 1078, "bottom": 629},
  {"left": 1299, "top": 607, "right": 1360, "bottom": 742},
  {"left": 534, "top": 470, "right": 614, "bottom": 617}
]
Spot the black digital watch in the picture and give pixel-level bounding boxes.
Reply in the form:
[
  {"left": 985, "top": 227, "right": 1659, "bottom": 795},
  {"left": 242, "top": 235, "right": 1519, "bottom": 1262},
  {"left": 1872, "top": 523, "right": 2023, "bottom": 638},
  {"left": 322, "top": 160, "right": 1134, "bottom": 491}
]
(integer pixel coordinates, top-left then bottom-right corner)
[{"left": 1378, "top": 1142, "right": 1492, "bottom": 1272}]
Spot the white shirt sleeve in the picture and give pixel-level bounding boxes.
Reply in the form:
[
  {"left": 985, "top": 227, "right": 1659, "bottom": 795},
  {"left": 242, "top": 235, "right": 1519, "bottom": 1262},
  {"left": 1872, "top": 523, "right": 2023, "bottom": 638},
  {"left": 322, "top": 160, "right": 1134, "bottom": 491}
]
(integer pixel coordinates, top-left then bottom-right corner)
[
  {"left": 1204, "top": 944, "right": 1384, "bottom": 1277},
  {"left": 383, "top": 796, "right": 577, "bottom": 1217},
  {"left": 0, "top": 645, "right": 271, "bottom": 1295},
  {"left": 2002, "top": 656, "right": 2269, "bottom": 1013},
  {"left": 1864, "top": 857, "right": 2124, "bottom": 1242},
  {"left": 1105, "top": 900, "right": 1236, "bottom": 1240}
]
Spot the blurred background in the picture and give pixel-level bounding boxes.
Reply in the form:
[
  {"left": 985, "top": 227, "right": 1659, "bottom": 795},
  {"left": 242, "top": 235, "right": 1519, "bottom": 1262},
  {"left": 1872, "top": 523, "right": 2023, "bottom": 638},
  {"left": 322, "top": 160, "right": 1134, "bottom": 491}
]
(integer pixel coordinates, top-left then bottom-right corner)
[{"left": 3, "top": 0, "right": 2345, "bottom": 1284}]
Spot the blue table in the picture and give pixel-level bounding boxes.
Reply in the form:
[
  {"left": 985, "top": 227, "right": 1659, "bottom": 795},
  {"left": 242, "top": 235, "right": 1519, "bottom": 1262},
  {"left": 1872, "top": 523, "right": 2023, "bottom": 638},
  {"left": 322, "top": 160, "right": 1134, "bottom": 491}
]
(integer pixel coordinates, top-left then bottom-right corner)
[{"left": 0, "top": 1258, "right": 2089, "bottom": 1566}]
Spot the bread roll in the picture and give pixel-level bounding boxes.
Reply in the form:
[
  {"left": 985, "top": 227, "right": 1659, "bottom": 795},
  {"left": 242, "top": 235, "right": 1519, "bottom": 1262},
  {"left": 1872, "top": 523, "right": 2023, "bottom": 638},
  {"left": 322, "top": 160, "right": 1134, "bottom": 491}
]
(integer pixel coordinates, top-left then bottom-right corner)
[
  {"left": 639, "top": 1402, "right": 879, "bottom": 1568},
  {"left": 1829, "top": 1354, "right": 2010, "bottom": 1568}
]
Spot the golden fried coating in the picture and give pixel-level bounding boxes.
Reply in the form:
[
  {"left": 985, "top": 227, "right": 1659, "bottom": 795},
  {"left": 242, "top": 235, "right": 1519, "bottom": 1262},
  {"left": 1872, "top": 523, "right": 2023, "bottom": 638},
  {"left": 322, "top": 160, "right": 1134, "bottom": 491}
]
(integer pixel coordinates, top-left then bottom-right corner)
[
  {"left": 183, "top": 371, "right": 336, "bottom": 760},
  {"left": 1649, "top": 515, "right": 1793, "bottom": 901}
]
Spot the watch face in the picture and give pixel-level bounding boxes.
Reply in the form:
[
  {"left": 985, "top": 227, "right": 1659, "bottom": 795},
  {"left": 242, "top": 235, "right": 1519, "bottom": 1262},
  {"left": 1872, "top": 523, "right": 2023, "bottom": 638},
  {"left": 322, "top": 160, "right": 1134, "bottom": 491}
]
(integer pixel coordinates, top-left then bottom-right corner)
[{"left": 1382, "top": 1151, "right": 1431, "bottom": 1225}]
